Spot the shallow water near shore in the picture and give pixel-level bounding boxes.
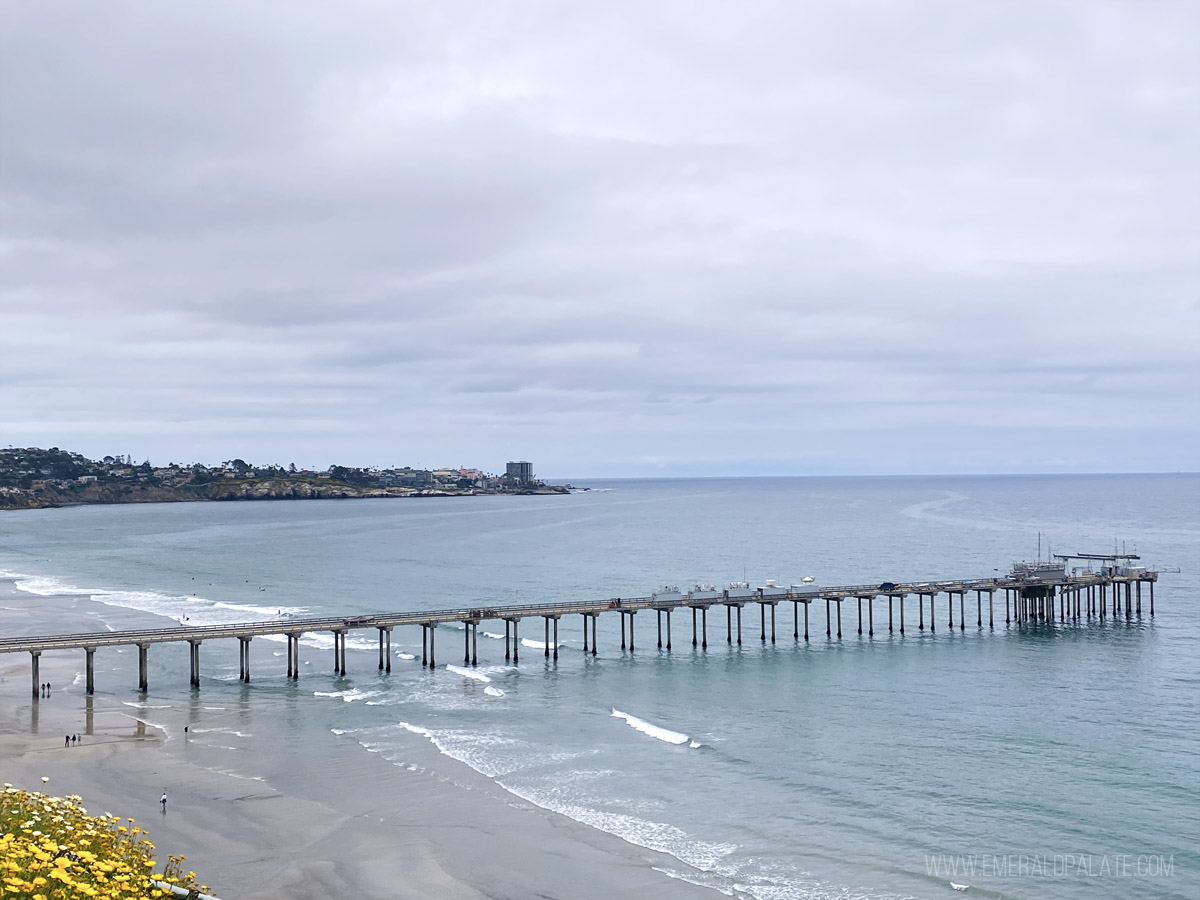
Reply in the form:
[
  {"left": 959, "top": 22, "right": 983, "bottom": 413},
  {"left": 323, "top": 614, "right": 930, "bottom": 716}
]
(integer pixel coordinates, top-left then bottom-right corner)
[{"left": 2, "top": 474, "right": 1199, "bottom": 899}]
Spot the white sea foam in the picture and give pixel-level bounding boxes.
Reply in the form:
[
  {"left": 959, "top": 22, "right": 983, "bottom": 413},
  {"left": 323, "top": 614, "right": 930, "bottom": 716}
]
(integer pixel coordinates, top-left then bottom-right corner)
[
  {"left": 497, "top": 780, "right": 737, "bottom": 875},
  {"left": 520, "top": 638, "right": 559, "bottom": 650},
  {"left": 611, "top": 710, "right": 690, "bottom": 745},
  {"left": 481, "top": 631, "right": 505, "bottom": 640},
  {"left": 391, "top": 722, "right": 584, "bottom": 779},
  {"left": 10, "top": 572, "right": 307, "bottom": 627},
  {"left": 122, "top": 702, "right": 174, "bottom": 710},
  {"left": 483, "top": 686, "right": 505, "bottom": 697},
  {"left": 446, "top": 665, "right": 491, "bottom": 683},
  {"left": 395, "top": 652, "right": 416, "bottom": 660},
  {"left": 313, "top": 688, "right": 382, "bottom": 703},
  {"left": 190, "top": 727, "right": 251, "bottom": 738}
]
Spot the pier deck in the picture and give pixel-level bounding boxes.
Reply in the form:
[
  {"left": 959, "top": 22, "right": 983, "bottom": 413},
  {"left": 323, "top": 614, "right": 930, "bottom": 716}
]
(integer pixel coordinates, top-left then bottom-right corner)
[{"left": 3, "top": 568, "right": 1158, "bottom": 698}]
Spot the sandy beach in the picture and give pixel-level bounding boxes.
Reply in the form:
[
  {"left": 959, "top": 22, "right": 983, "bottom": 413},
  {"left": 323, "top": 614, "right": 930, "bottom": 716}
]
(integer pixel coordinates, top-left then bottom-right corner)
[{"left": 0, "top": 582, "right": 718, "bottom": 900}]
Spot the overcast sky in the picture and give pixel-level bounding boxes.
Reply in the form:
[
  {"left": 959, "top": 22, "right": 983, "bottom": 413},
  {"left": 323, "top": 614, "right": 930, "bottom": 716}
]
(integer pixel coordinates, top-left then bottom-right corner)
[{"left": 2, "top": 1, "right": 1197, "bottom": 477}]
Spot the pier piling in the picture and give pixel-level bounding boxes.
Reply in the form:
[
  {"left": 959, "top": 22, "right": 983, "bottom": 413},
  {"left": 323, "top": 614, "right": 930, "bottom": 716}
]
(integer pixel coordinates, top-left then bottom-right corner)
[
  {"left": 86, "top": 646, "right": 96, "bottom": 693},
  {"left": 137, "top": 644, "right": 148, "bottom": 692},
  {"left": 30, "top": 651, "right": 40, "bottom": 700}
]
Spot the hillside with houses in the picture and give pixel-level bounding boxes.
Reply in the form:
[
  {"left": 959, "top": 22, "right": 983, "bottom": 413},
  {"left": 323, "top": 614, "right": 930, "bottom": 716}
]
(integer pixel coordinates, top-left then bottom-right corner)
[{"left": 0, "top": 448, "right": 567, "bottom": 510}]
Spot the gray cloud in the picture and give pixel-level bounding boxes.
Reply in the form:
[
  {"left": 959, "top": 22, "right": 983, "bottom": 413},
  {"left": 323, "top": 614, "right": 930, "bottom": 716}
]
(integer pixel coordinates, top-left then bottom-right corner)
[{"left": 2, "top": 1, "right": 1197, "bottom": 475}]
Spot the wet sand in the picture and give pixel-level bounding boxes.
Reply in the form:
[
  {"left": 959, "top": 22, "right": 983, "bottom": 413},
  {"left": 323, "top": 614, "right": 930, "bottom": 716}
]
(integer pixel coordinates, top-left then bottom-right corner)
[{"left": 0, "top": 582, "right": 718, "bottom": 900}]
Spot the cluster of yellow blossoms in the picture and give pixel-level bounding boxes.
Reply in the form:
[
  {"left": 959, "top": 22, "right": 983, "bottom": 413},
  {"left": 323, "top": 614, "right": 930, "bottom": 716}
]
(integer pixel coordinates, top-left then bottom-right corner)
[{"left": 0, "top": 783, "right": 207, "bottom": 899}]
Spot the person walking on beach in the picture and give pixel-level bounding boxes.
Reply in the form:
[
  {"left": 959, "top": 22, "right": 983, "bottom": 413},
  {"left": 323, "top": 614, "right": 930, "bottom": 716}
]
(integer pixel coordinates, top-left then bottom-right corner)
[
  {"left": 65, "top": 734, "right": 70, "bottom": 747},
  {"left": 160, "top": 792, "right": 167, "bottom": 812}
]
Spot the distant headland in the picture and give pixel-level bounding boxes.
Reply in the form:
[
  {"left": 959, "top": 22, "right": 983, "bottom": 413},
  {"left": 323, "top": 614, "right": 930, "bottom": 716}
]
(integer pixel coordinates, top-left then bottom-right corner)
[{"left": 0, "top": 447, "right": 571, "bottom": 510}]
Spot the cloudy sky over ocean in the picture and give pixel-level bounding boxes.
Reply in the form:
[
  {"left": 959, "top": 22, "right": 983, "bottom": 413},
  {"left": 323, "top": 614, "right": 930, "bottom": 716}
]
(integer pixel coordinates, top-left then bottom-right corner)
[{"left": 2, "top": 1, "right": 1197, "bottom": 476}]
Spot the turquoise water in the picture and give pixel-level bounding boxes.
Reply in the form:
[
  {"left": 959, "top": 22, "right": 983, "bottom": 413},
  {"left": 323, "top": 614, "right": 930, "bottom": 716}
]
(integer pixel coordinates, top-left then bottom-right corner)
[{"left": 2, "top": 475, "right": 1197, "bottom": 899}]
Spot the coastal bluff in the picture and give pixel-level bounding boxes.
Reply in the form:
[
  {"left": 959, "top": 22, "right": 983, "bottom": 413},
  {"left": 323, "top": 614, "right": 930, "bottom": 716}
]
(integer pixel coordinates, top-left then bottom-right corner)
[{"left": 0, "top": 447, "right": 567, "bottom": 510}]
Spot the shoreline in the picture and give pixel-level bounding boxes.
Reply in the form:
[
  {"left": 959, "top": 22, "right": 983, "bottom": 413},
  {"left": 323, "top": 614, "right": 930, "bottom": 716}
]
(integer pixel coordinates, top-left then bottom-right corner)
[{"left": 0, "top": 580, "right": 722, "bottom": 900}]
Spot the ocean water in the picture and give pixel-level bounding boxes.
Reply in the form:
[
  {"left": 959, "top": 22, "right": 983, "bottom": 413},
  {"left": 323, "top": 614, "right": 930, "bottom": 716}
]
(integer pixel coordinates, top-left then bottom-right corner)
[{"left": 2, "top": 474, "right": 1198, "bottom": 899}]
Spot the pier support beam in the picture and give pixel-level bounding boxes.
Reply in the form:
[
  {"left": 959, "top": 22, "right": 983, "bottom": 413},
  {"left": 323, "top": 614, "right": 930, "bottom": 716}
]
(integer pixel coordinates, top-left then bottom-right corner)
[
  {"left": 30, "top": 651, "right": 40, "bottom": 701},
  {"left": 591, "top": 614, "right": 598, "bottom": 655},
  {"left": 989, "top": 592, "right": 994, "bottom": 629},
  {"left": 826, "top": 599, "right": 832, "bottom": 637},
  {"left": 919, "top": 594, "right": 924, "bottom": 631},
  {"left": 239, "top": 637, "right": 251, "bottom": 683},
  {"left": 836, "top": 600, "right": 842, "bottom": 639},
  {"left": 505, "top": 620, "right": 511, "bottom": 660},
  {"left": 868, "top": 598, "right": 874, "bottom": 637},
  {"left": 959, "top": 592, "right": 965, "bottom": 631},
  {"left": 793, "top": 601, "right": 799, "bottom": 640},
  {"left": 86, "top": 647, "right": 96, "bottom": 694},
  {"left": 582, "top": 615, "right": 589, "bottom": 653},
  {"left": 629, "top": 612, "right": 635, "bottom": 652},
  {"left": 1150, "top": 580, "right": 1154, "bottom": 616},
  {"left": 736, "top": 605, "right": 742, "bottom": 646},
  {"left": 694, "top": 608, "right": 699, "bottom": 647},
  {"left": 189, "top": 641, "right": 200, "bottom": 687},
  {"left": 726, "top": 606, "right": 731, "bottom": 644},
  {"left": 947, "top": 594, "right": 954, "bottom": 630},
  {"left": 666, "top": 609, "right": 672, "bottom": 650},
  {"left": 512, "top": 619, "right": 519, "bottom": 664},
  {"left": 857, "top": 598, "right": 862, "bottom": 636},
  {"left": 929, "top": 595, "right": 935, "bottom": 632},
  {"left": 381, "top": 627, "right": 392, "bottom": 672},
  {"left": 545, "top": 617, "right": 551, "bottom": 658},
  {"left": 702, "top": 607, "right": 708, "bottom": 649},
  {"left": 658, "top": 610, "right": 663, "bottom": 649},
  {"left": 422, "top": 626, "right": 428, "bottom": 666},
  {"left": 760, "top": 604, "right": 766, "bottom": 642},
  {"left": 888, "top": 596, "right": 893, "bottom": 633},
  {"left": 428, "top": 624, "right": 435, "bottom": 669},
  {"left": 899, "top": 595, "right": 904, "bottom": 634},
  {"left": 620, "top": 613, "right": 626, "bottom": 650},
  {"left": 137, "top": 644, "right": 149, "bottom": 692}
]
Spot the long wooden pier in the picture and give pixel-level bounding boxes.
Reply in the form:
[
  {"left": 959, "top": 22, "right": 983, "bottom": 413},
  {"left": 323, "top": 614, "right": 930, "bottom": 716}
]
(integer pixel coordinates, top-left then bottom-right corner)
[{"left": 2, "top": 566, "right": 1158, "bottom": 699}]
